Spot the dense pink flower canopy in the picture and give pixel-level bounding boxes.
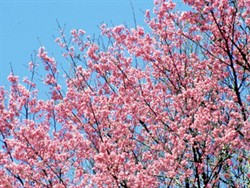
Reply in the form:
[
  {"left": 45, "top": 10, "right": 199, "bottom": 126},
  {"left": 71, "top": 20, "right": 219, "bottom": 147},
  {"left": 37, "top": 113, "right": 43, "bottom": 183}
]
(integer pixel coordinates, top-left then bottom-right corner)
[{"left": 0, "top": 0, "right": 250, "bottom": 187}]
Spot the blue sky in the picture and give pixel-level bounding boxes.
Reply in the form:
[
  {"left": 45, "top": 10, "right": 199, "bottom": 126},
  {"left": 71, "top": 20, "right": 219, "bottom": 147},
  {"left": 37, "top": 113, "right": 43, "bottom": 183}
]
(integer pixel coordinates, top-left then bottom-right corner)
[
  {"left": 0, "top": 0, "right": 154, "bottom": 86},
  {"left": 0, "top": 0, "right": 188, "bottom": 89}
]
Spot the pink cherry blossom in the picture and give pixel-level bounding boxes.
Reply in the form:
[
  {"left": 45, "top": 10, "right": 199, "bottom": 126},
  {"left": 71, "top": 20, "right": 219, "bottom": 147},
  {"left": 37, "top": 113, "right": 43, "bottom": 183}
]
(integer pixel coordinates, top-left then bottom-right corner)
[{"left": 0, "top": 0, "right": 249, "bottom": 187}]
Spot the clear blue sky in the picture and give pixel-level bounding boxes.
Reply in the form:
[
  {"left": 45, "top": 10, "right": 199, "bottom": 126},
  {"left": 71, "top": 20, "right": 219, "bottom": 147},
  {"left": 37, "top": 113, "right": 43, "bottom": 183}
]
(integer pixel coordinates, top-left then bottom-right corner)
[
  {"left": 0, "top": 0, "right": 187, "bottom": 88},
  {"left": 0, "top": 0, "right": 155, "bottom": 87}
]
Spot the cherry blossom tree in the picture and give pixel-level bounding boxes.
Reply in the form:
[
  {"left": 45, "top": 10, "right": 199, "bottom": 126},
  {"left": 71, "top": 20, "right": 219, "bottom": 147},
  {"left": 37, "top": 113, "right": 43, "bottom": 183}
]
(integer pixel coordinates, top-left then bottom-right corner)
[{"left": 0, "top": 0, "right": 250, "bottom": 187}]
